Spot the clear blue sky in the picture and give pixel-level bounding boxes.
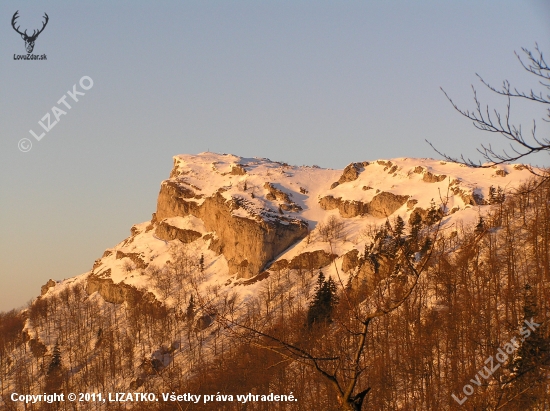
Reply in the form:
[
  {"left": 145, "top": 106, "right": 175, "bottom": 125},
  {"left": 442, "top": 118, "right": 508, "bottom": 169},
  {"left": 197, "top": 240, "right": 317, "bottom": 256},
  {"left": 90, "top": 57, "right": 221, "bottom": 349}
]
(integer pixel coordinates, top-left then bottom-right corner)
[{"left": 1, "top": 1, "right": 549, "bottom": 311}]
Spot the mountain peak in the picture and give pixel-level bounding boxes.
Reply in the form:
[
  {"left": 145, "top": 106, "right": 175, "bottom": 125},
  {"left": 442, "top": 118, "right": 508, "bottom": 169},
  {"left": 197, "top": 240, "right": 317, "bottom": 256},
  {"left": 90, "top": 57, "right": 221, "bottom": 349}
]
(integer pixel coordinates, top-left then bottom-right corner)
[{"left": 42, "top": 153, "right": 533, "bottom": 307}]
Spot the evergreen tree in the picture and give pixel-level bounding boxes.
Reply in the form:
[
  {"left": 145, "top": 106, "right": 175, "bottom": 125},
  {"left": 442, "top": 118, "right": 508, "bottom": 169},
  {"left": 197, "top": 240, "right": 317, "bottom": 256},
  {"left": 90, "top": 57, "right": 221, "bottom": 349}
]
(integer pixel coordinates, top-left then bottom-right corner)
[
  {"left": 199, "top": 254, "right": 205, "bottom": 273},
  {"left": 409, "top": 211, "right": 423, "bottom": 251},
  {"left": 186, "top": 295, "right": 195, "bottom": 321},
  {"left": 496, "top": 186, "right": 505, "bottom": 203},
  {"left": 419, "top": 237, "right": 432, "bottom": 256},
  {"left": 394, "top": 216, "right": 405, "bottom": 238},
  {"left": 307, "top": 273, "right": 339, "bottom": 327},
  {"left": 48, "top": 340, "right": 61, "bottom": 375},
  {"left": 45, "top": 340, "right": 63, "bottom": 393},
  {"left": 390, "top": 216, "right": 406, "bottom": 256},
  {"left": 508, "top": 284, "right": 549, "bottom": 406},
  {"left": 315, "top": 271, "right": 325, "bottom": 291},
  {"left": 425, "top": 199, "right": 441, "bottom": 226},
  {"left": 489, "top": 185, "right": 506, "bottom": 205},
  {"left": 474, "top": 216, "right": 485, "bottom": 235},
  {"left": 345, "top": 275, "right": 353, "bottom": 294},
  {"left": 489, "top": 185, "right": 497, "bottom": 204}
]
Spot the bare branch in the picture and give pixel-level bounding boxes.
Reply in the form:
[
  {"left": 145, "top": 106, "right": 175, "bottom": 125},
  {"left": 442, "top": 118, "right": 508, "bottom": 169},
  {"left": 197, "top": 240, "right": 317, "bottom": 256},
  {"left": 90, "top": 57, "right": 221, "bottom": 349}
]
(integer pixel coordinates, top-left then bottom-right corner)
[{"left": 431, "top": 45, "right": 550, "bottom": 171}]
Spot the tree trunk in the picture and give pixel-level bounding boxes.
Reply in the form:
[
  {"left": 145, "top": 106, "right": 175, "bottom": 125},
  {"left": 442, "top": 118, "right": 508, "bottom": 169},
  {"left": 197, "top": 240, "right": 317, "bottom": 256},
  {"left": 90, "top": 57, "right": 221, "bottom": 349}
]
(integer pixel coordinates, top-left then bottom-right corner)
[{"left": 340, "top": 388, "right": 371, "bottom": 411}]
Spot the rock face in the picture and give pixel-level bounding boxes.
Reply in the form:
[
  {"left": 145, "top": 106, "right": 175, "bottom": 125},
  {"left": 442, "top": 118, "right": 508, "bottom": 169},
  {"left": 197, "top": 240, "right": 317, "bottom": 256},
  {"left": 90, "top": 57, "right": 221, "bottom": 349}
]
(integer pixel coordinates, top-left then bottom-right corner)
[
  {"left": 195, "top": 315, "right": 213, "bottom": 331},
  {"left": 264, "top": 182, "right": 302, "bottom": 212},
  {"left": 451, "top": 186, "right": 484, "bottom": 206},
  {"left": 330, "top": 162, "right": 369, "bottom": 188},
  {"left": 76, "top": 153, "right": 534, "bottom": 307},
  {"left": 342, "top": 249, "right": 360, "bottom": 273},
  {"left": 318, "top": 195, "right": 341, "bottom": 211},
  {"left": 271, "top": 250, "right": 338, "bottom": 271},
  {"left": 155, "top": 220, "right": 202, "bottom": 244},
  {"left": 115, "top": 251, "right": 148, "bottom": 270},
  {"left": 368, "top": 192, "right": 409, "bottom": 218},
  {"left": 41, "top": 279, "right": 56, "bottom": 296},
  {"left": 231, "top": 164, "right": 247, "bottom": 175},
  {"left": 319, "top": 195, "right": 369, "bottom": 218},
  {"left": 320, "top": 191, "right": 408, "bottom": 219},
  {"left": 338, "top": 200, "right": 368, "bottom": 218},
  {"left": 288, "top": 250, "right": 337, "bottom": 270},
  {"left": 156, "top": 186, "right": 308, "bottom": 278},
  {"left": 353, "top": 259, "right": 379, "bottom": 296},
  {"left": 86, "top": 272, "right": 162, "bottom": 310},
  {"left": 423, "top": 171, "right": 447, "bottom": 183},
  {"left": 86, "top": 274, "right": 133, "bottom": 304},
  {"left": 407, "top": 199, "right": 418, "bottom": 209}
]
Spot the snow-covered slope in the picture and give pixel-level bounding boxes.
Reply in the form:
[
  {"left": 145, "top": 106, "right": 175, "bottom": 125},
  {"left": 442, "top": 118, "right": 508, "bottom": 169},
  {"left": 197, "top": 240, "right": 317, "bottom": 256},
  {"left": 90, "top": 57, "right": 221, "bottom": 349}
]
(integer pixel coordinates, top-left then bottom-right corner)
[{"left": 40, "top": 152, "right": 534, "bottom": 308}]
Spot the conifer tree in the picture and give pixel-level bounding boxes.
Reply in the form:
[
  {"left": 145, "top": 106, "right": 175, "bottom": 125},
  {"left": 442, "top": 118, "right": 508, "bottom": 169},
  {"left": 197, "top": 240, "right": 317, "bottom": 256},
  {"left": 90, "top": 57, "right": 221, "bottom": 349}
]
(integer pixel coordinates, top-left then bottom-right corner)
[
  {"left": 409, "top": 212, "right": 423, "bottom": 251},
  {"left": 497, "top": 186, "right": 505, "bottom": 203},
  {"left": 307, "top": 273, "right": 339, "bottom": 327},
  {"left": 48, "top": 340, "right": 61, "bottom": 375},
  {"left": 425, "top": 199, "right": 441, "bottom": 226},
  {"left": 419, "top": 237, "right": 432, "bottom": 256},
  {"left": 474, "top": 216, "right": 485, "bottom": 235},
  {"left": 489, "top": 185, "right": 506, "bottom": 205},
  {"left": 489, "top": 185, "right": 497, "bottom": 204},
  {"left": 508, "top": 284, "right": 550, "bottom": 405},
  {"left": 45, "top": 340, "right": 63, "bottom": 393},
  {"left": 186, "top": 295, "right": 195, "bottom": 321},
  {"left": 345, "top": 275, "right": 353, "bottom": 294},
  {"left": 199, "top": 254, "right": 205, "bottom": 273},
  {"left": 394, "top": 216, "right": 405, "bottom": 238}
]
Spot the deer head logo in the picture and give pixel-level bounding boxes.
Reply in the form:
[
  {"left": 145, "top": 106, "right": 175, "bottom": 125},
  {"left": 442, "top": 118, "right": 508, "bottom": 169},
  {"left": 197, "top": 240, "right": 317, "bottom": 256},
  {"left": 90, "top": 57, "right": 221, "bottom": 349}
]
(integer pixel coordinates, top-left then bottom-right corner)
[{"left": 11, "top": 11, "right": 49, "bottom": 54}]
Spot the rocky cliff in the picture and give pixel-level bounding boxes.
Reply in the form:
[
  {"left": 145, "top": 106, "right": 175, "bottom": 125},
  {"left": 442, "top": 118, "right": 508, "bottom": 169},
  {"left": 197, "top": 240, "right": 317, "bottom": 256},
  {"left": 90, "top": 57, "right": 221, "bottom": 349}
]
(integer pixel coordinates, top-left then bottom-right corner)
[{"left": 38, "top": 153, "right": 533, "bottom": 306}]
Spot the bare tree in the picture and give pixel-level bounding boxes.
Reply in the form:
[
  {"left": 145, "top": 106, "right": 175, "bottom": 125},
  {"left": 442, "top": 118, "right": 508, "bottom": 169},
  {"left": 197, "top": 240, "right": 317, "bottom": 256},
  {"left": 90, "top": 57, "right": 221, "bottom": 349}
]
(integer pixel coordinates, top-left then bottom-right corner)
[
  {"left": 318, "top": 215, "right": 346, "bottom": 242},
  {"left": 429, "top": 44, "right": 550, "bottom": 170},
  {"left": 197, "top": 216, "right": 443, "bottom": 411}
]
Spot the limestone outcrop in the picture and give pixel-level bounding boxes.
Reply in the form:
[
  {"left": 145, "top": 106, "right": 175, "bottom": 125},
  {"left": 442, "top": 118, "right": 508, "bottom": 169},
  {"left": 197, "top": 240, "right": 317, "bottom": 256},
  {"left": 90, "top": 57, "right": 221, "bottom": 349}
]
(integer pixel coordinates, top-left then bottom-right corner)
[
  {"left": 155, "top": 220, "right": 202, "bottom": 244},
  {"left": 423, "top": 171, "right": 447, "bottom": 183},
  {"left": 264, "top": 182, "right": 302, "bottom": 212},
  {"left": 319, "top": 191, "right": 409, "bottom": 218},
  {"left": 289, "top": 250, "right": 337, "bottom": 270},
  {"left": 86, "top": 273, "right": 161, "bottom": 308},
  {"left": 320, "top": 191, "right": 408, "bottom": 219},
  {"left": 87, "top": 273, "right": 134, "bottom": 304},
  {"left": 451, "top": 186, "right": 484, "bottom": 206},
  {"left": 77, "top": 153, "right": 533, "bottom": 308},
  {"left": 41, "top": 279, "right": 56, "bottom": 296},
  {"left": 330, "top": 162, "right": 370, "bottom": 189},
  {"left": 115, "top": 251, "right": 148, "bottom": 270},
  {"left": 156, "top": 184, "right": 308, "bottom": 278},
  {"left": 368, "top": 192, "right": 408, "bottom": 218},
  {"left": 342, "top": 249, "right": 360, "bottom": 273},
  {"left": 319, "top": 195, "right": 369, "bottom": 218},
  {"left": 270, "top": 250, "right": 338, "bottom": 271}
]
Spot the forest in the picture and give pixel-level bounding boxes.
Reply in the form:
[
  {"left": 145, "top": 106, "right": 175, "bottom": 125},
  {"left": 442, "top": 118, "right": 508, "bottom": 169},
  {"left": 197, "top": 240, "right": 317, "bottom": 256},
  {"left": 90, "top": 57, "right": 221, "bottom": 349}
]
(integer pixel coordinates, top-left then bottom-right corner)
[{"left": 1, "top": 174, "right": 549, "bottom": 411}]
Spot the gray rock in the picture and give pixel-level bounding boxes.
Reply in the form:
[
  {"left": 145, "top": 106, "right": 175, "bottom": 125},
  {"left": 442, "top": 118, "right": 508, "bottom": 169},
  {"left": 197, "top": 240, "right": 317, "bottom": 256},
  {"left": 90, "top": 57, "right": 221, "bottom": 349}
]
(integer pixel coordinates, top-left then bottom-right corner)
[
  {"left": 195, "top": 314, "right": 213, "bottom": 331},
  {"left": 154, "top": 220, "right": 202, "bottom": 244},
  {"left": 40, "top": 279, "right": 56, "bottom": 296},
  {"left": 422, "top": 171, "right": 447, "bottom": 183},
  {"left": 368, "top": 192, "right": 409, "bottom": 218},
  {"left": 156, "top": 183, "right": 308, "bottom": 278},
  {"left": 288, "top": 250, "right": 337, "bottom": 270},
  {"left": 342, "top": 249, "right": 359, "bottom": 273},
  {"left": 336, "top": 162, "right": 368, "bottom": 185}
]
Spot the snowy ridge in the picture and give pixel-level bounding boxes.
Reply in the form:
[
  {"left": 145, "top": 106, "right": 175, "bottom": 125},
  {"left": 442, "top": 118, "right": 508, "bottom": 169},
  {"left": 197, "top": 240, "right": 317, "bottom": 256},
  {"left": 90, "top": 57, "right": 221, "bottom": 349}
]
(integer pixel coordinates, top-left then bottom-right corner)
[{"left": 41, "top": 153, "right": 535, "bottom": 305}]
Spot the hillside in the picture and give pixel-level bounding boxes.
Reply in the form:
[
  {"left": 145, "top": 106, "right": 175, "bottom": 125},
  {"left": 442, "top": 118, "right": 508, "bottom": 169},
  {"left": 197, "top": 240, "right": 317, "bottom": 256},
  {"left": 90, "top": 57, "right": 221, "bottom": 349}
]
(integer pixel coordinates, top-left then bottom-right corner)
[
  {"left": 54, "top": 153, "right": 531, "bottom": 305},
  {"left": 1, "top": 153, "right": 548, "bottom": 411}
]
